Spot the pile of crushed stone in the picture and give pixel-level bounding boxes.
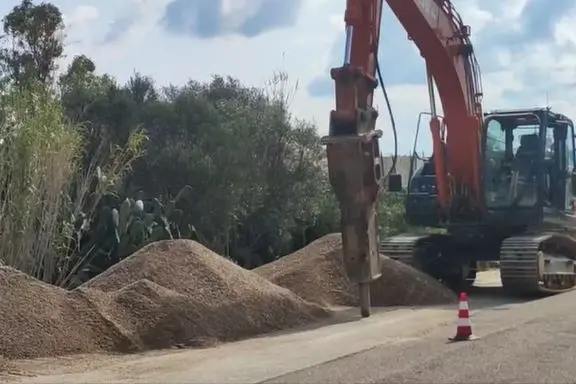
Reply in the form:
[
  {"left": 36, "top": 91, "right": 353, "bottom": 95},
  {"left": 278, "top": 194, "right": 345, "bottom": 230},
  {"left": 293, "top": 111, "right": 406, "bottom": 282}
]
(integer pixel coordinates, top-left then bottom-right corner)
[
  {"left": 80, "top": 240, "right": 328, "bottom": 350},
  {"left": 0, "top": 266, "right": 134, "bottom": 360},
  {"left": 255, "top": 233, "right": 457, "bottom": 307},
  {"left": 1, "top": 240, "right": 328, "bottom": 359}
]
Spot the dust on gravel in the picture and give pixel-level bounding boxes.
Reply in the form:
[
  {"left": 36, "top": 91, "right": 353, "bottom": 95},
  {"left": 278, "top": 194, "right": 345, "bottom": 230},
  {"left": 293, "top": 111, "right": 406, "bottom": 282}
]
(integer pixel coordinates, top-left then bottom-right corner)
[{"left": 255, "top": 233, "right": 457, "bottom": 307}]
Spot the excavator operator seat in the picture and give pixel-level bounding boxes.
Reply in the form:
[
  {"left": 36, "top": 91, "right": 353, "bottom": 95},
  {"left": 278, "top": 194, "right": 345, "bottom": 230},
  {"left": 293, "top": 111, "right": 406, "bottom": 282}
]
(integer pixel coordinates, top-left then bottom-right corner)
[
  {"left": 517, "top": 133, "right": 539, "bottom": 154},
  {"left": 508, "top": 133, "right": 539, "bottom": 205},
  {"left": 514, "top": 133, "right": 539, "bottom": 178}
]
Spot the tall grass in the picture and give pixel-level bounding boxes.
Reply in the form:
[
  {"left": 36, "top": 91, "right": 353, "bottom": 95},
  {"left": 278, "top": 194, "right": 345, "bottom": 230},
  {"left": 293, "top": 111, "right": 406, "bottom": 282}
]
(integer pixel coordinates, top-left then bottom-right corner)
[
  {"left": 0, "top": 87, "right": 81, "bottom": 281},
  {"left": 0, "top": 86, "right": 147, "bottom": 285}
]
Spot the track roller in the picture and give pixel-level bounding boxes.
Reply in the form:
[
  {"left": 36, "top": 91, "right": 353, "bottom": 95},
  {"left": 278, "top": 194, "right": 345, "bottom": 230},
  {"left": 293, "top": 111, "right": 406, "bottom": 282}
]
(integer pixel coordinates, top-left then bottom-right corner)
[{"left": 500, "top": 233, "right": 576, "bottom": 295}]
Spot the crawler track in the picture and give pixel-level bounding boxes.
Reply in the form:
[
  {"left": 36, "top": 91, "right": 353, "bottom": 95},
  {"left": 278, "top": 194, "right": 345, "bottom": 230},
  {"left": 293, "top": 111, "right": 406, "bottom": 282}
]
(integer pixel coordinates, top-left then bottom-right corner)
[
  {"left": 381, "top": 233, "right": 576, "bottom": 295},
  {"left": 499, "top": 235, "right": 542, "bottom": 293},
  {"left": 379, "top": 235, "right": 423, "bottom": 267},
  {"left": 500, "top": 234, "right": 576, "bottom": 294}
]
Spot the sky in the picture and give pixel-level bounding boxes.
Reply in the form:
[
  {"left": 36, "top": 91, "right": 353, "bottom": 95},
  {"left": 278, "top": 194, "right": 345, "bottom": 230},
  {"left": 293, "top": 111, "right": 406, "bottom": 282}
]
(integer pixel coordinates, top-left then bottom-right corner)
[{"left": 2, "top": 0, "right": 576, "bottom": 155}]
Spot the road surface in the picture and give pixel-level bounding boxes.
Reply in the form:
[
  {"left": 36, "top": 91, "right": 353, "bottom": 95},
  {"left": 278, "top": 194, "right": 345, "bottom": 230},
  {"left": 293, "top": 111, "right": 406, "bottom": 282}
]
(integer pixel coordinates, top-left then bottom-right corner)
[
  {"left": 4, "top": 270, "right": 576, "bottom": 383},
  {"left": 267, "top": 288, "right": 576, "bottom": 383}
]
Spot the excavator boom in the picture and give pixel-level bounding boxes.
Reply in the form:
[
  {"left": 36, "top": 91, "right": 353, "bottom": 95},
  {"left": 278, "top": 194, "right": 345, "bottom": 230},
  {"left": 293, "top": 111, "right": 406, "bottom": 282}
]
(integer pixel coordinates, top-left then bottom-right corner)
[{"left": 386, "top": 0, "right": 484, "bottom": 219}]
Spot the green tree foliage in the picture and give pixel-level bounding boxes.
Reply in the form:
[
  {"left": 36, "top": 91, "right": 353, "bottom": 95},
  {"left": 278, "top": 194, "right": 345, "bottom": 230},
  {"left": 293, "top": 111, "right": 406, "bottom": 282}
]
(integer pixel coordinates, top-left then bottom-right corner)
[
  {"left": 0, "top": 0, "right": 64, "bottom": 87},
  {"left": 0, "top": 0, "right": 407, "bottom": 284},
  {"left": 62, "top": 71, "right": 341, "bottom": 268}
]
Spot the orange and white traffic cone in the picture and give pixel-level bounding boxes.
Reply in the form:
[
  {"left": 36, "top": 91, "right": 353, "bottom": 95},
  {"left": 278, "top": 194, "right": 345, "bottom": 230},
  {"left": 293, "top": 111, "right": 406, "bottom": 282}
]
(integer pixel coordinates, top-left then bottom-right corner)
[{"left": 449, "top": 292, "right": 477, "bottom": 341}]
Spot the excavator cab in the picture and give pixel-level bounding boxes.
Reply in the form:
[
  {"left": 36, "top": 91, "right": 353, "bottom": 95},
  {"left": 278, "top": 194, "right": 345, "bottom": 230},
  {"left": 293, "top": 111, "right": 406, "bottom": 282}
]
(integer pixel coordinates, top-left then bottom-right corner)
[
  {"left": 403, "top": 108, "right": 576, "bottom": 229},
  {"left": 482, "top": 108, "right": 576, "bottom": 229},
  {"left": 383, "top": 107, "right": 576, "bottom": 293}
]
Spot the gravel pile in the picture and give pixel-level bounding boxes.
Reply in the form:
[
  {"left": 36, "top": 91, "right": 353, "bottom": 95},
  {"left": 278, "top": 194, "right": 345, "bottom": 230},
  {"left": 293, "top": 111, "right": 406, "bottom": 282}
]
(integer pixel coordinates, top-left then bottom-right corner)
[
  {"left": 1, "top": 240, "right": 328, "bottom": 359},
  {"left": 0, "top": 266, "right": 133, "bottom": 359},
  {"left": 1, "top": 234, "right": 456, "bottom": 361},
  {"left": 80, "top": 240, "right": 329, "bottom": 349},
  {"left": 255, "top": 233, "right": 457, "bottom": 307}
]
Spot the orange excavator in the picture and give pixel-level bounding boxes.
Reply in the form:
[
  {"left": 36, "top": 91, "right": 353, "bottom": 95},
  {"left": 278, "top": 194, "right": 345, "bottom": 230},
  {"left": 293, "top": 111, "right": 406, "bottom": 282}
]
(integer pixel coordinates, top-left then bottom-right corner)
[{"left": 325, "top": 0, "right": 576, "bottom": 318}]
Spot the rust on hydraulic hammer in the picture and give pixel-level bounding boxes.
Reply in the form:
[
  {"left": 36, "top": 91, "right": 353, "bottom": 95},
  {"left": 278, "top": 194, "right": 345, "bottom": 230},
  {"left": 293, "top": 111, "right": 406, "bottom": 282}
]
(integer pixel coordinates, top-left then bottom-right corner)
[{"left": 322, "top": 129, "right": 383, "bottom": 284}]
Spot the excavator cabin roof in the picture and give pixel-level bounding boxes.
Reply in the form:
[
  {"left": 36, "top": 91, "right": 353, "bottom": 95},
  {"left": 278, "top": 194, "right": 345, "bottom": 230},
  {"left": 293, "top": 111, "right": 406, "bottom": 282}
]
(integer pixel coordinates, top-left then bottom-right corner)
[{"left": 484, "top": 107, "right": 574, "bottom": 127}]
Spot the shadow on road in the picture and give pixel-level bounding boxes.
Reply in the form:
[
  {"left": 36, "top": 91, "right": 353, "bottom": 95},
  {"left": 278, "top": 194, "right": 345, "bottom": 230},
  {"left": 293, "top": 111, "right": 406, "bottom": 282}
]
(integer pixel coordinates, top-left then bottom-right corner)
[{"left": 466, "top": 284, "right": 542, "bottom": 310}]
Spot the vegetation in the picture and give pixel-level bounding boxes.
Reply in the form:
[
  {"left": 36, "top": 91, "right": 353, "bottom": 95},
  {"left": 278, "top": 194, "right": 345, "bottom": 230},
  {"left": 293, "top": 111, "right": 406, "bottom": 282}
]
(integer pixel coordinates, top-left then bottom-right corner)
[{"left": 0, "top": 0, "right": 407, "bottom": 287}]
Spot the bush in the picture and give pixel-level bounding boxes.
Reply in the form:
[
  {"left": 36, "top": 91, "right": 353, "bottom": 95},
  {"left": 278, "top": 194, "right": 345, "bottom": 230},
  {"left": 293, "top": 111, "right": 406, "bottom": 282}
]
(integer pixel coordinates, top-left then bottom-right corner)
[
  {"left": 0, "top": 85, "right": 149, "bottom": 286},
  {"left": 378, "top": 192, "right": 408, "bottom": 238}
]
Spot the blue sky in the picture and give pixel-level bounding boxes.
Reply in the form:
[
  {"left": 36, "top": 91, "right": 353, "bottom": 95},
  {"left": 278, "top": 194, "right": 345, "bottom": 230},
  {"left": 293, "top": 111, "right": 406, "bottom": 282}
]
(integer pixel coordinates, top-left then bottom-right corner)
[{"left": 2, "top": 0, "right": 576, "bottom": 154}]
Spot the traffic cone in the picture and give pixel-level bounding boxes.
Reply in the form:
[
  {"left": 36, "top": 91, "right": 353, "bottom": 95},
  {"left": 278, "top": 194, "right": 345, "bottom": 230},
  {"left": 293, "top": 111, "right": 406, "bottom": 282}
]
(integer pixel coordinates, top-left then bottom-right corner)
[{"left": 449, "top": 292, "right": 477, "bottom": 341}]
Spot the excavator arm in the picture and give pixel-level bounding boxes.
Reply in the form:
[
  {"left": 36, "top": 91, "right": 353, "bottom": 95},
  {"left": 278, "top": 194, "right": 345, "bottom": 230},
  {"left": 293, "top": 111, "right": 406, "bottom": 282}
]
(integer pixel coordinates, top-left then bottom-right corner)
[{"left": 322, "top": 0, "right": 385, "bottom": 318}]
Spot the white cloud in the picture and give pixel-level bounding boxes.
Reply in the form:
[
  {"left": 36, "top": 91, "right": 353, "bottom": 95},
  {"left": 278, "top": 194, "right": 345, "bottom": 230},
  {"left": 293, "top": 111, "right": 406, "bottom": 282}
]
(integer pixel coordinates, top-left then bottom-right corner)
[
  {"left": 8, "top": 0, "right": 576, "bottom": 155},
  {"left": 455, "top": 1, "right": 493, "bottom": 33},
  {"left": 554, "top": 8, "right": 576, "bottom": 46},
  {"left": 63, "top": 5, "right": 99, "bottom": 28}
]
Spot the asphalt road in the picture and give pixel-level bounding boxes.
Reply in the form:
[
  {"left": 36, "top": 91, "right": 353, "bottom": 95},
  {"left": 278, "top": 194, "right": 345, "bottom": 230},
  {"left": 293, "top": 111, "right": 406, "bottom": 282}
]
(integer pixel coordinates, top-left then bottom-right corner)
[
  {"left": 265, "top": 288, "right": 576, "bottom": 384},
  {"left": 4, "top": 270, "right": 575, "bottom": 384}
]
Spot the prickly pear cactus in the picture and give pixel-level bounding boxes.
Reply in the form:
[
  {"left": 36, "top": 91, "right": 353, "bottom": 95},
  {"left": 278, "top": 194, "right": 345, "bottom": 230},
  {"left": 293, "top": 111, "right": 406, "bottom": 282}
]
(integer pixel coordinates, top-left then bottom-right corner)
[{"left": 67, "top": 185, "right": 193, "bottom": 286}]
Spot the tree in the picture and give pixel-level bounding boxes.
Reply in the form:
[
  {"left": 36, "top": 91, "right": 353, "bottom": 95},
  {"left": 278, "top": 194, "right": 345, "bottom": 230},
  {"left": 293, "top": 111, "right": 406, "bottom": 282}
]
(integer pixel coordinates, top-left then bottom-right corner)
[
  {"left": 0, "top": 0, "right": 408, "bottom": 284},
  {"left": 0, "top": 0, "right": 65, "bottom": 87},
  {"left": 123, "top": 73, "right": 335, "bottom": 266}
]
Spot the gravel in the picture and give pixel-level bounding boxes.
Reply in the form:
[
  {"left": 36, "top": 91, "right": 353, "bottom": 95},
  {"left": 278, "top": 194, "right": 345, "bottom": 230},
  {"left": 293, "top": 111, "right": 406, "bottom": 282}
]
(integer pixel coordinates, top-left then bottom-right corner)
[
  {"left": 255, "top": 233, "right": 456, "bottom": 307},
  {"left": 1, "top": 240, "right": 329, "bottom": 359}
]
